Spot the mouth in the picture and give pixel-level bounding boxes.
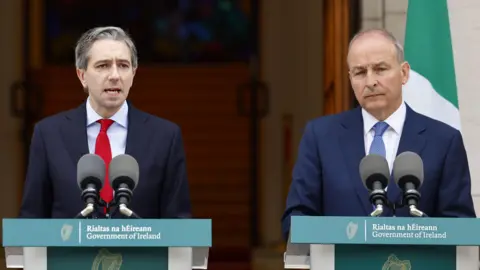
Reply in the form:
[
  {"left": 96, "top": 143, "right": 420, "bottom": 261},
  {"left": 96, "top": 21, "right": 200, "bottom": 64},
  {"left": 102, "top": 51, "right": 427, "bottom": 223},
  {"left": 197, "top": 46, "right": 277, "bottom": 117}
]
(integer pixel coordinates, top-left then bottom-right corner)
[
  {"left": 365, "top": 94, "right": 383, "bottom": 98},
  {"left": 104, "top": 88, "right": 121, "bottom": 94}
]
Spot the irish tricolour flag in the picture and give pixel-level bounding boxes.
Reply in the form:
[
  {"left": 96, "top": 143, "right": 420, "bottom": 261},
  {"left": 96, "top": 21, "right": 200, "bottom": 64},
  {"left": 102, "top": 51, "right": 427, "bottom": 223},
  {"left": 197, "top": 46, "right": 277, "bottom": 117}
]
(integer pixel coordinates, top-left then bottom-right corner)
[{"left": 402, "top": 0, "right": 461, "bottom": 130}]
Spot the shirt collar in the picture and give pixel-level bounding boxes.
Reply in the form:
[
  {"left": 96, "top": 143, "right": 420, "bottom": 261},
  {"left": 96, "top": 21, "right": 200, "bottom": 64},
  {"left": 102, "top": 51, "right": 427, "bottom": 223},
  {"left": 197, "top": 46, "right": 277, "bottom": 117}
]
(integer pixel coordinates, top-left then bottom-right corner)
[
  {"left": 362, "top": 101, "right": 406, "bottom": 135},
  {"left": 86, "top": 97, "right": 128, "bottom": 128}
]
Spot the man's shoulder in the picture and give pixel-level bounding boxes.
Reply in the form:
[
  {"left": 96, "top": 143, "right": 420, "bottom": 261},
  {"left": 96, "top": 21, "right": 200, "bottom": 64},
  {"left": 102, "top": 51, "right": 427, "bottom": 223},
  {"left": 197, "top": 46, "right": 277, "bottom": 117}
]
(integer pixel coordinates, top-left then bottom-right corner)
[
  {"left": 412, "top": 109, "right": 461, "bottom": 140},
  {"left": 306, "top": 108, "right": 358, "bottom": 133},
  {"left": 134, "top": 108, "right": 181, "bottom": 134},
  {"left": 309, "top": 109, "right": 354, "bottom": 124},
  {"left": 34, "top": 108, "right": 74, "bottom": 130}
]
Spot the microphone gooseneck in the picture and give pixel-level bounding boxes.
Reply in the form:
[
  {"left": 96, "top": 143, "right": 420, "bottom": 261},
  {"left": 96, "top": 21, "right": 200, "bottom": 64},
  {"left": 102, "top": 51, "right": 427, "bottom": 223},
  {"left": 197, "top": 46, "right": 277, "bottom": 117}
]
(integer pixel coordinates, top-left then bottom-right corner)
[
  {"left": 109, "top": 154, "right": 142, "bottom": 219},
  {"left": 393, "top": 151, "right": 426, "bottom": 217},
  {"left": 359, "top": 154, "right": 390, "bottom": 217},
  {"left": 115, "top": 182, "right": 140, "bottom": 218},
  {"left": 76, "top": 154, "right": 106, "bottom": 219}
]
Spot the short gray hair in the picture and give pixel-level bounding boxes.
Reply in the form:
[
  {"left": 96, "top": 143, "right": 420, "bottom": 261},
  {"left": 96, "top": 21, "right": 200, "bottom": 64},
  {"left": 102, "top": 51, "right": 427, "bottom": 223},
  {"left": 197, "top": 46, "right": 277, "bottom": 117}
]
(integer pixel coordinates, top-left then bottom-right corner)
[
  {"left": 348, "top": 28, "right": 404, "bottom": 63},
  {"left": 75, "top": 26, "right": 138, "bottom": 70}
]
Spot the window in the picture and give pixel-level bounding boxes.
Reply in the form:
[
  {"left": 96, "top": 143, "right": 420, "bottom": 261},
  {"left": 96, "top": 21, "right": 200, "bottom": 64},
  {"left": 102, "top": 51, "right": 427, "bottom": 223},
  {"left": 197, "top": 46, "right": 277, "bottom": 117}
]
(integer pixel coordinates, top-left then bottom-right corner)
[{"left": 44, "top": 0, "right": 252, "bottom": 64}]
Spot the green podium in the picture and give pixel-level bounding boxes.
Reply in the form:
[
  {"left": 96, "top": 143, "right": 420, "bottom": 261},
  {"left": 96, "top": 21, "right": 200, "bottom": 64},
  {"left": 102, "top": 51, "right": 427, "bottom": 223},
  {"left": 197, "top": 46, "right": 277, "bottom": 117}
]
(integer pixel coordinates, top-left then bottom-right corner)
[
  {"left": 284, "top": 216, "right": 479, "bottom": 270},
  {"left": 2, "top": 218, "right": 212, "bottom": 270}
]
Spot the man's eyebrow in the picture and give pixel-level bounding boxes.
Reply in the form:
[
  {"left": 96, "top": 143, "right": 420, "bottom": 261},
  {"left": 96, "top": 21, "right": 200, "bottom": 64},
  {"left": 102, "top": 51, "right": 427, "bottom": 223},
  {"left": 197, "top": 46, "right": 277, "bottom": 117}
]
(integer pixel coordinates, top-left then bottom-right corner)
[
  {"left": 351, "top": 61, "right": 390, "bottom": 70},
  {"left": 350, "top": 65, "right": 366, "bottom": 71},
  {"left": 116, "top": 59, "right": 131, "bottom": 64},
  {"left": 93, "top": 58, "right": 131, "bottom": 65},
  {"left": 374, "top": 61, "right": 389, "bottom": 66}
]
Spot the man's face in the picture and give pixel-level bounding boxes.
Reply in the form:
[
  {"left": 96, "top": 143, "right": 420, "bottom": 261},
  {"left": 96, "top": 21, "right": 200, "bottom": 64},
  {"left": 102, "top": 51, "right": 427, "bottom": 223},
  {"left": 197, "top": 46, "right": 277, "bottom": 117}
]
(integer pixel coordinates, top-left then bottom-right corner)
[
  {"left": 347, "top": 34, "right": 409, "bottom": 118},
  {"left": 76, "top": 39, "right": 136, "bottom": 117}
]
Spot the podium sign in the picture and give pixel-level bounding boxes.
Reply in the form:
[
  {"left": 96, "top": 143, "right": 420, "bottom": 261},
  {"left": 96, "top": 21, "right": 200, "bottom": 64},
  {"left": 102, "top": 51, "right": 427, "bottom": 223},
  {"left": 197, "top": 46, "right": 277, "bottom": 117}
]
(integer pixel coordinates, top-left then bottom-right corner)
[
  {"left": 289, "top": 216, "right": 478, "bottom": 270},
  {"left": 3, "top": 218, "right": 211, "bottom": 270}
]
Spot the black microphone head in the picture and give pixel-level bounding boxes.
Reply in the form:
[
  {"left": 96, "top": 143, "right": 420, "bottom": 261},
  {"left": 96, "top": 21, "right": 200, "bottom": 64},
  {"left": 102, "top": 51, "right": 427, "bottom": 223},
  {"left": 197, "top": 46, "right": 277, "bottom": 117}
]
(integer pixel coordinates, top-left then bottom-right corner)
[
  {"left": 77, "top": 154, "right": 105, "bottom": 190},
  {"left": 109, "top": 154, "right": 139, "bottom": 191},
  {"left": 359, "top": 154, "right": 390, "bottom": 191},
  {"left": 393, "top": 151, "right": 424, "bottom": 190}
]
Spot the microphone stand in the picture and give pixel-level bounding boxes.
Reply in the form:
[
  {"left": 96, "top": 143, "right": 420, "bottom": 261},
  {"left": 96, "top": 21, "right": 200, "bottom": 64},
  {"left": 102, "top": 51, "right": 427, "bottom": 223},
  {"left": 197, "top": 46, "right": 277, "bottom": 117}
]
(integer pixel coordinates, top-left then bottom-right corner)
[
  {"left": 409, "top": 205, "right": 428, "bottom": 217},
  {"left": 370, "top": 200, "right": 397, "bottom": 217},
  {"left": 119, "top": 204, "right": 141, "bottom": 219},
  {"left": 74, "top": 205, "right": 94, "bottom": 219},
  {"left": 370, "top": 204, "right": 384, "bottom": 217},
  {"left": 403, "top": 188, "right": 427, "bottom": 217},
  {"left": 110, "top": 183, "right": 142, "bottom": 219},
  {"left": 369, "top": 188, "right": 389, "bottom": 217},
  {"left": 108, "top": 199, "right": 142, "bottom": 219},
  {"left": 74, "top": 199, "right": 108, "bottom": 219},
  {"left": 395, "top": 200, "right": 428, "bottom": 217}
]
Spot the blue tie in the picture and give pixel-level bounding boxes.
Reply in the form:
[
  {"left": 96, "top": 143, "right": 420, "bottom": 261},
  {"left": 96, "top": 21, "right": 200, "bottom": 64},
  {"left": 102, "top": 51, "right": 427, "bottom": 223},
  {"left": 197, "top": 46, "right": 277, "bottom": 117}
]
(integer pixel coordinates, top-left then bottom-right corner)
[
  {"left": 368, "top": 121, "right": 389, "bottom": 212},
  {"left": 369, "top": 121, "right": 389, "bottom": 157}
]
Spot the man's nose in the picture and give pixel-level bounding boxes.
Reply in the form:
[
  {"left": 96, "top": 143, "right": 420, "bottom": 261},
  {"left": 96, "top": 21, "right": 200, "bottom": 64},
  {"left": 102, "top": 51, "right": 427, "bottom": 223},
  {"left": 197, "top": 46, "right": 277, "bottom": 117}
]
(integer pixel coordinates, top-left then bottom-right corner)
[
  {"left": 365, "top": 71, "right": 378, "bottom": 88},
  {"left": 109, "top": 66, "right": 120, "bottom": 80}
]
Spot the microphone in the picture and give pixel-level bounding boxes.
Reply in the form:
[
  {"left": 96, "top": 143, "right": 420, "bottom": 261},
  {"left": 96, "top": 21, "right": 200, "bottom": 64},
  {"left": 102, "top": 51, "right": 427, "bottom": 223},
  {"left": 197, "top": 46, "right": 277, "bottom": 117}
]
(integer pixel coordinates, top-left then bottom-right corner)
[
  {"left": 109, "top": 154, "right": 141, "bottom": 218},
  {"left": 393, "top": 151, "right": 426, "bottom": 217},
  {"left": 359, "top": 154, "right": 390, "bottom": 217},
  {"left": 76, "top": 154, "right": 105, "bottom": 218}
]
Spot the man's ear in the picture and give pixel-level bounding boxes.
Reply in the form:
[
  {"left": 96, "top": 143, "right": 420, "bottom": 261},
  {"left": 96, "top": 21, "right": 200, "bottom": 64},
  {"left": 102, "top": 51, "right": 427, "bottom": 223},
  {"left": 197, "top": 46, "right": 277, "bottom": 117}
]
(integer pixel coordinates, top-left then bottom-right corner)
[
  {"left": 76, "top": 68, "right": 87, "bottom": 88},
  {"left": 400, "top": 61, "right": 410, "bottom": 85}
]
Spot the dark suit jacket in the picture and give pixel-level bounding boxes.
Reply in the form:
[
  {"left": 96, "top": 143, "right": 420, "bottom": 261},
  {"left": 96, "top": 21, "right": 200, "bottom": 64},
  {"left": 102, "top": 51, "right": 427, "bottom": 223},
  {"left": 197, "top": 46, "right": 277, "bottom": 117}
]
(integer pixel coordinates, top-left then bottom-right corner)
[
  {"left": 19, "top": 101, "right": 191, "bottom": 219},
  {"left": 281, "top": 104, "right": 476, "bottom": 240}
]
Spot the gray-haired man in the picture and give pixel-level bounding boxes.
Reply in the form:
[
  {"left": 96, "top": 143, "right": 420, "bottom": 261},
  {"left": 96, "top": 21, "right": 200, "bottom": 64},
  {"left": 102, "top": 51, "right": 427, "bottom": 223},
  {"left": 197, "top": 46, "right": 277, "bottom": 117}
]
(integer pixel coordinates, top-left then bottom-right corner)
[{"left": 19, "top": 26, "right": 192, "bottom": 219}]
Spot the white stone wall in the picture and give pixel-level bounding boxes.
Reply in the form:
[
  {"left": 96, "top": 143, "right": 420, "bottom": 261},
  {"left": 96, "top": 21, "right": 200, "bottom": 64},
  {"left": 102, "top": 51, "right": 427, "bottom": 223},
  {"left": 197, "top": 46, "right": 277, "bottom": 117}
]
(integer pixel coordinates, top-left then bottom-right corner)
[
  {"left": 449, "top": 0, "right": 480, "bottom": 199},
  {"left": 361, "top": 0, "right": 408, "bottom": 44},
  {"left": 362, "top": 0, "right": 480, "bottom": 212}
]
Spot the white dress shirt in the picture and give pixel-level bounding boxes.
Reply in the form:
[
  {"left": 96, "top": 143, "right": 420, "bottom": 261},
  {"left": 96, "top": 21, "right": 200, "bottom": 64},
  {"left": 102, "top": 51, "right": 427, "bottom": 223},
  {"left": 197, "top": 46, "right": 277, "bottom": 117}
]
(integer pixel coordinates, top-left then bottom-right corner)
[
  {"left": 86, "top": 97, "right": 128, "bottom": 158},
  {"left": 362, "top": 101, "right": 407, "bottom": 173}
]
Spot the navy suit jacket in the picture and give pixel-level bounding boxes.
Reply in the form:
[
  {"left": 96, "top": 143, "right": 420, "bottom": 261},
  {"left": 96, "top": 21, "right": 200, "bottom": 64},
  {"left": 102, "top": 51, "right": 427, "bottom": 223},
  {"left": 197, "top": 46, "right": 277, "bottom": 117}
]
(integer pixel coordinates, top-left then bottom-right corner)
[
  {"left": 19, "top": 101, "right": 191, "bottom": 219},
  {"left": 281, "top": 105, "right": 476, "bottom": 240}
]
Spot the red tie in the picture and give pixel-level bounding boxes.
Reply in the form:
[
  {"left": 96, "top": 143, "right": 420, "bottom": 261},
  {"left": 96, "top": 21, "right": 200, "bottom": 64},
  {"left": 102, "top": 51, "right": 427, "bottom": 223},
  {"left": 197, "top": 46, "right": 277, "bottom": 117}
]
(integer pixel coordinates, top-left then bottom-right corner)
[{"left": 95, "top": 119, "right": 115, "bottom": 211}]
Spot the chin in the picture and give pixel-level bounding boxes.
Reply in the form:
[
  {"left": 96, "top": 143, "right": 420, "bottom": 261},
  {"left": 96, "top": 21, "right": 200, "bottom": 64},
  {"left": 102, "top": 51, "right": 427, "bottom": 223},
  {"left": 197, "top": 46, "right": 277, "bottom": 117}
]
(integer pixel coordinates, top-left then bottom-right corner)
[
  {"left": 104, "top": 99, "right": 125, "bottom": 108},
  {"left": 363, "top": 101, "right": 387, "bottom": 111}
]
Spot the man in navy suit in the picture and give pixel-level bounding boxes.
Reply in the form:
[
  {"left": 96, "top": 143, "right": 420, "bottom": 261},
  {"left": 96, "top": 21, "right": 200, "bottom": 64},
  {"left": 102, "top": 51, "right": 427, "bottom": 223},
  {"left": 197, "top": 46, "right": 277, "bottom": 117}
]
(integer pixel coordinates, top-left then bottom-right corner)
[
  {"left": 281, "top": 29, "right": 476, "bottom": 240},
  {"left": 19, "top": 26, "right": 191, "bottom": 219}
]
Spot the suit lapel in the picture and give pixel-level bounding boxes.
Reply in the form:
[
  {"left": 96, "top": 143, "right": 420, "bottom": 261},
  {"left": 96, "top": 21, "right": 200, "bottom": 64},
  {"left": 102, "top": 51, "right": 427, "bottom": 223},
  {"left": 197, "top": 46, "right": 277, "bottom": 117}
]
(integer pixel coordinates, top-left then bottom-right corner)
[
  {"left": 124, "top": 103, "right": 150, "bottom": 162},
  {"left": 62, "top": 102, "right": 90, "bottom": 165},
  {"left": 388, "top": 105, "right": 427, "bottom": 205},
  {"left": 101, "top": 102, "right": 150, "bottom": 218},
  {"left": 338, "top": 107, "right": 373, "bottom": 215}
]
